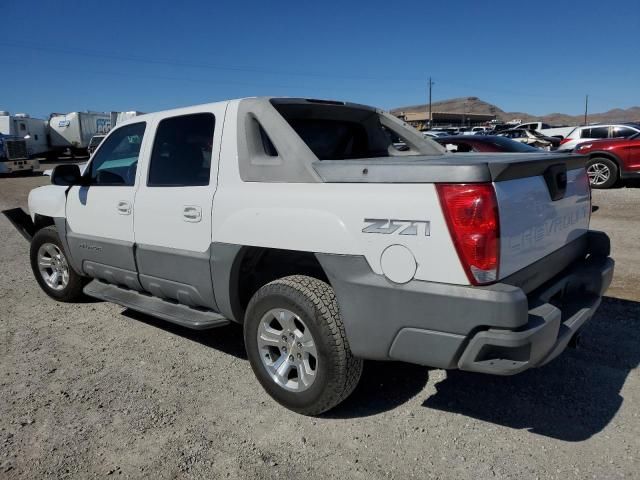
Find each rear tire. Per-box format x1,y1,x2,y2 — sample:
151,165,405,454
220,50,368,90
30,226,87,302
244,275,363,415
587,157,618,189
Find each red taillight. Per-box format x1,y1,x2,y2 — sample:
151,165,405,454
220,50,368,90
559,137,571,145
436,183,500,285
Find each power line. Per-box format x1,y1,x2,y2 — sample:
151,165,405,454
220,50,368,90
1,60,418,101
1,40,602,103
0,40,401,82
3,40,634,113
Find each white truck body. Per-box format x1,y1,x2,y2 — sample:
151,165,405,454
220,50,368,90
48,112,111,150
110,111,144,127
9,97,613,414
517,121,576,139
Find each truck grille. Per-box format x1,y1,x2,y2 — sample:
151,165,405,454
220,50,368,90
5,140,28,160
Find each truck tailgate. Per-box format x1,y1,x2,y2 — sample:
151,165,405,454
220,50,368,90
495,165,591,279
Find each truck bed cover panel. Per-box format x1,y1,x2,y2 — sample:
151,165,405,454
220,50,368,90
313,153,586,183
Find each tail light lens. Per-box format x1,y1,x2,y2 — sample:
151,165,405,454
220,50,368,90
436,184,500,285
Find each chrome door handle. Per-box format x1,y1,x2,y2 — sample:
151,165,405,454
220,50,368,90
117,201,131,215
183,205,202,222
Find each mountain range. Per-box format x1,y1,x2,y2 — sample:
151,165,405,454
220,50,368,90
390,97,640,125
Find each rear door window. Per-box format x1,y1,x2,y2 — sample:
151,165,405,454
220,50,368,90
581,127,609,139
147,113,215,187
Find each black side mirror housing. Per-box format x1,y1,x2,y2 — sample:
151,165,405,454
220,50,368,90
51,164,83,186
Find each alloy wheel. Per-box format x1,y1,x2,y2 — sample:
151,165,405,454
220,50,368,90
37,243,70,291
257,308,318,392
587,162,611,186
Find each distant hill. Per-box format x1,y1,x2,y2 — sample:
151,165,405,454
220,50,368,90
390,97,640,125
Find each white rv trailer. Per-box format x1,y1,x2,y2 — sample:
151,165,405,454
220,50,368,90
0,112,49,156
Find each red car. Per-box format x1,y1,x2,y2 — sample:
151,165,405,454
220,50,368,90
434,135,541,153
574,133,640,188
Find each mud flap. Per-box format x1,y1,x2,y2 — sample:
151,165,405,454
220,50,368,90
1,208,36,242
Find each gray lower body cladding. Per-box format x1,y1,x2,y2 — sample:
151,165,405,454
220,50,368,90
136,244,218,310
316,230,614,374
66,230,141,290
64,227,221,311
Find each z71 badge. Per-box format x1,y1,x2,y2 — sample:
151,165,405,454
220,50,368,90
362,218,430,236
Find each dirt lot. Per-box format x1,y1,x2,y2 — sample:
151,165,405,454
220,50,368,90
1,165,638,479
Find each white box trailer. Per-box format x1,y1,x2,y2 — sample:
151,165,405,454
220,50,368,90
0,112,49,157
110,110,144,127
48,111,111,154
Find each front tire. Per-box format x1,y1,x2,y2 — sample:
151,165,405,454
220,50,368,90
587,157,618,189
30,226,87,302
244,275,363,415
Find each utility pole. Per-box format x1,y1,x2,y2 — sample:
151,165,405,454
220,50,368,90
463,101,467,129
584,94,589,125
427,77,434,130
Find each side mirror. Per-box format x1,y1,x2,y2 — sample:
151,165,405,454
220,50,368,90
51,164,83,186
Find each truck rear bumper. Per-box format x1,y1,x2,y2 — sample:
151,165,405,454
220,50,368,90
456,254,613,374
316,231,614,375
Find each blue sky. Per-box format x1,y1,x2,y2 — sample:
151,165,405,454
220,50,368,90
1,0,638,119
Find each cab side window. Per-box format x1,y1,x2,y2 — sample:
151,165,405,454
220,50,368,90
87,122,146,186
147,113,215,187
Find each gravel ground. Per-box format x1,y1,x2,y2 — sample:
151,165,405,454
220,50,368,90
1,167,638,479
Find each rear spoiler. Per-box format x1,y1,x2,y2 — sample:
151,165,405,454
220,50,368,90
2,208,36,241
313,153,587,184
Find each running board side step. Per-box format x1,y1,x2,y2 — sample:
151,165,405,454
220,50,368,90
84,280,230,330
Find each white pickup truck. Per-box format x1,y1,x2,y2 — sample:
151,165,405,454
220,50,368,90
516,121,576,139
0,134,39,174
4,98,614,415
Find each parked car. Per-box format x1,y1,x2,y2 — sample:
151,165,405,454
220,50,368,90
558,123,640,151
87,135,106,155
435,135,541,153
486,124,514,135
573,133,640,188
422,130,449,138
499,129,560,149
4,97,613,415
458,126,490,135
